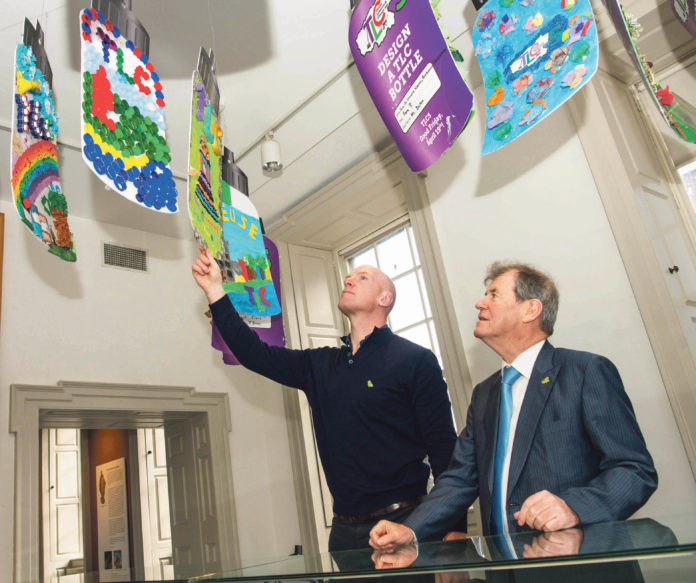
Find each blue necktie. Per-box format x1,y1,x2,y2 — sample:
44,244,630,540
491,365,522,535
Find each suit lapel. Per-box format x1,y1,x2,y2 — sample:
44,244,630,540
480,370,503,503
507,341,559,496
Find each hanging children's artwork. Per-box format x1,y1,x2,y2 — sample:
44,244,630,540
219,181,280,317
187,48,230,271
672,0,696,37
349,0,474,172
218,149,280,317
80,1,178,212
11,19,76,261
473,0,598,155
212,235,286,365
603,0,696,143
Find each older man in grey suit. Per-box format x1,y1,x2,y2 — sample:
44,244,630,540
370,262,657,547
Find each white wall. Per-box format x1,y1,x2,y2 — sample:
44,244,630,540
423,86,696,521
0,138,301,572
4,77,696,579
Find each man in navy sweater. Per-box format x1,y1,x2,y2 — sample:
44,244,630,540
192,246,460,551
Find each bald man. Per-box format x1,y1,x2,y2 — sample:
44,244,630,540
192,248,459,551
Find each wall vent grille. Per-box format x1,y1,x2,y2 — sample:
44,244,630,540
103,242,148,272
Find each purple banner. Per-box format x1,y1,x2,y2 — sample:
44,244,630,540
672,0,696,37
349,0,474,172
212,235,285,365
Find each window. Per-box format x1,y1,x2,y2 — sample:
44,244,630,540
344,222,442,364
678,159,696,213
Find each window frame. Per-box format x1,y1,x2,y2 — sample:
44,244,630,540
339,218,444,364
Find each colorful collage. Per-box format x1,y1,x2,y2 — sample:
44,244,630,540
187,57,281,319
212,235,285,365
219,182,280,317
79,8,178,212
11,29,76,261
473,0,598,155
187,70,226,262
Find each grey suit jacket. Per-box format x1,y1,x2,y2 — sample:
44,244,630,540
404,341,658,541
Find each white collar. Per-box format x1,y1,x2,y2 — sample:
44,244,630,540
503,339,546,380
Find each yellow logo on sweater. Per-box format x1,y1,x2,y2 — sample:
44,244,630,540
367,380,374,388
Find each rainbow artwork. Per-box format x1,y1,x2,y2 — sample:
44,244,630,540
79,7,178,212
11,36,76,261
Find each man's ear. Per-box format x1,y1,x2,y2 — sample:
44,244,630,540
521,298,543,323
379,291,394,309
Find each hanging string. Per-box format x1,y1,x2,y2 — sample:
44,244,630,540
207,0,217,56
41,0,47,32
160,0,166,31
207,0,222,117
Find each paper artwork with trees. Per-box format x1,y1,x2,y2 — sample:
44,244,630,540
219,183,281,317
187,49,280,318
11,22,76,261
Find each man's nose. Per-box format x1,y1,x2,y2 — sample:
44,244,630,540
475,297,486,309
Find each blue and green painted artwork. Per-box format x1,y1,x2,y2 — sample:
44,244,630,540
473,0,598,154
219,180,280,317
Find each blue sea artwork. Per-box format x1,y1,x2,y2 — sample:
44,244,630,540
473,0,598,154
219,180,281,317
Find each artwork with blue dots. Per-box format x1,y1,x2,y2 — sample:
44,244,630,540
80,7,179,212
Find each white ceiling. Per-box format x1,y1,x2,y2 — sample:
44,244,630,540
1,0,694,240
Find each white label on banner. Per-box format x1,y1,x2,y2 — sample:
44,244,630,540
395,63,440,133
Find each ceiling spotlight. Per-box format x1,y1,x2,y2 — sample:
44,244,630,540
261,131,283,174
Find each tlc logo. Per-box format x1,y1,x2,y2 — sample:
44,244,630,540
355,0,408,56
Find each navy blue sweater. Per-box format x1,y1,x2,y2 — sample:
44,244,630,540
210,295,458,516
